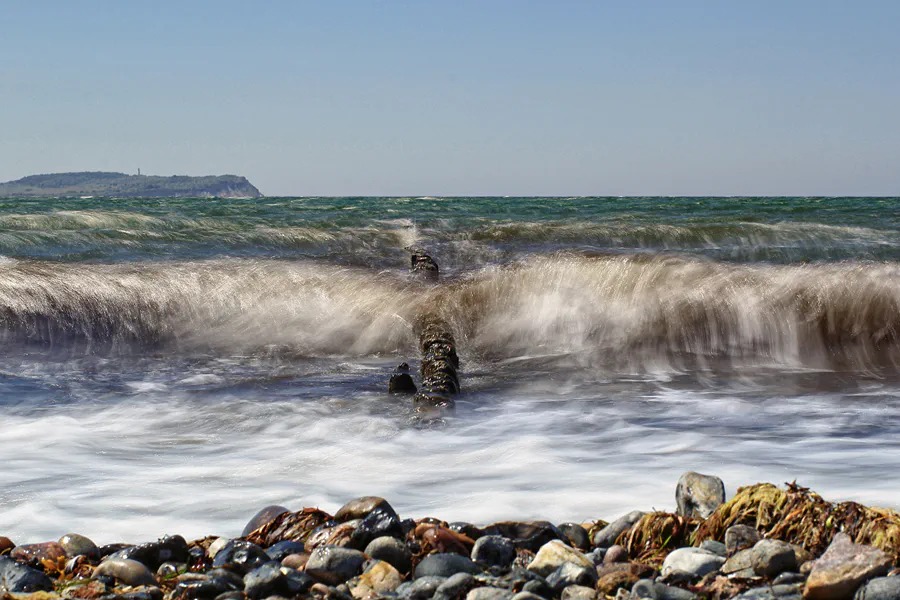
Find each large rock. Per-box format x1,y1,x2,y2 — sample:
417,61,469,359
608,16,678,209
0,555,54,593
661,547,725,581
804,534,893,600
94,558,158,587
592,511,646,548
527,540,593,577
676,472,726,518
305,545,367,585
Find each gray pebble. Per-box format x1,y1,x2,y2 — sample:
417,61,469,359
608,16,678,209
434,573,476,600
472,536,516,569
660,547,724,581
557,524,590,551
751,539,797,578
94,557,158,587
855,576,900,600
59,533,100,559
604,545,629,564
416,553,482,579
546,562,598,592
398,575,448,600
304,545,366,585
725,525,761,555
366,535,413,574
561,585,597,600
243,562,289,599
732,583,803,600
700,540,727,557
592,511,645,548
512,594,547,600
467,587,513,600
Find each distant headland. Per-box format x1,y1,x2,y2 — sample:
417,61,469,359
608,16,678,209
0,172,262,198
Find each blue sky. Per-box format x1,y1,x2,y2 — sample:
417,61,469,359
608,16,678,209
1,1,898,196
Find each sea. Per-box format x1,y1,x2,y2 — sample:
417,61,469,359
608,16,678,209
2,195,900,544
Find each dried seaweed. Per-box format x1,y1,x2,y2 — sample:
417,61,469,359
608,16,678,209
617,512,699,565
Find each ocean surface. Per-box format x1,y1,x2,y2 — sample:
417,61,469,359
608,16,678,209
2,196,900,544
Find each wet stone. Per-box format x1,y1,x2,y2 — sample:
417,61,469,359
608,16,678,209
773,572,806,586
207,568,245,589
526,540,593,578
732,583,803,600
283,567,315,595
557,523,590,551
212,540,271,575
208,538,231,560
592,511,646,548
675,472,726,519
434,573,477,600
545,562,598,592
751,539,797,578
94,557,158,587
632,579,697,600
243,562,290,599
512,593,547,600
726,525,762,555
59,533,100,559
305,545,367,585
472,536,516,570
241,505,290,537
281,552,309,570
109,535,190,571
335,497,394,522
349,506,404,550
398,576,448,600
365,536,412,574
214,592,245,600
348,559,403,598
451,523,486,541
467,587,513,600
175,577,240,599
157,561,185,577
520,578,554,599
416,553,482,579
0,537,13,554
804,533,893,600
661,547,725,581
854,576,900,600
121,585,165,600
0,555,55,593
10,541,67,568
265,540,305,562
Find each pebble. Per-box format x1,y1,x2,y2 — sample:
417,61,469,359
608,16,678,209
59,533,100,559
365,535,412,574
751,539,797,578
415,552,482,579
174,577,238,599
585,548,607,565
592,511,646,548
349,505,404,550
208,537,230,559
632,579,698,600
208,568,245,589
109,535,190,571
433,573,477,600
722,548,755,575
265,540,306,562
212,539,272,575
661,547,725,581
305,545,367,585
561,585,597,600
773,572,807,586
804,533,893,600
526,540,593,577
0,555,55,593
545,561,598,592
520,575,555,598
397,575,448,599
676,472,726,518
243,562,290,599
557,523,590,551
281,552,309,570
335,496,394,521
241,505,289,537
451,522,486,541
283,567,315,596
467,586,513,600
604,545,629,564
732,583,803,600
854,576,900,600
471,535,516,569
726,525,762,555
348,559,403,598
512,593,547,600
597,570,640,596
10,541,67,568
700,540,727,557
94,557,158,587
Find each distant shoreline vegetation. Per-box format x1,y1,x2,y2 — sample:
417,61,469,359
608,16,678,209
0,172,262,198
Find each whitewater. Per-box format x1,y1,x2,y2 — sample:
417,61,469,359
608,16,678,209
1,196,899,544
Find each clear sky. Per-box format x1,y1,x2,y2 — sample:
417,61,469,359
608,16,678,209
2,1,898,196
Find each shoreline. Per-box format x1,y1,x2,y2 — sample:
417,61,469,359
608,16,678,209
3,476,899,600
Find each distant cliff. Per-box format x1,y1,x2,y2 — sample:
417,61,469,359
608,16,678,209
0,172,262,198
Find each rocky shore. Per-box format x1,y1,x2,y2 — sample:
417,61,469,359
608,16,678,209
3,474,900,600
